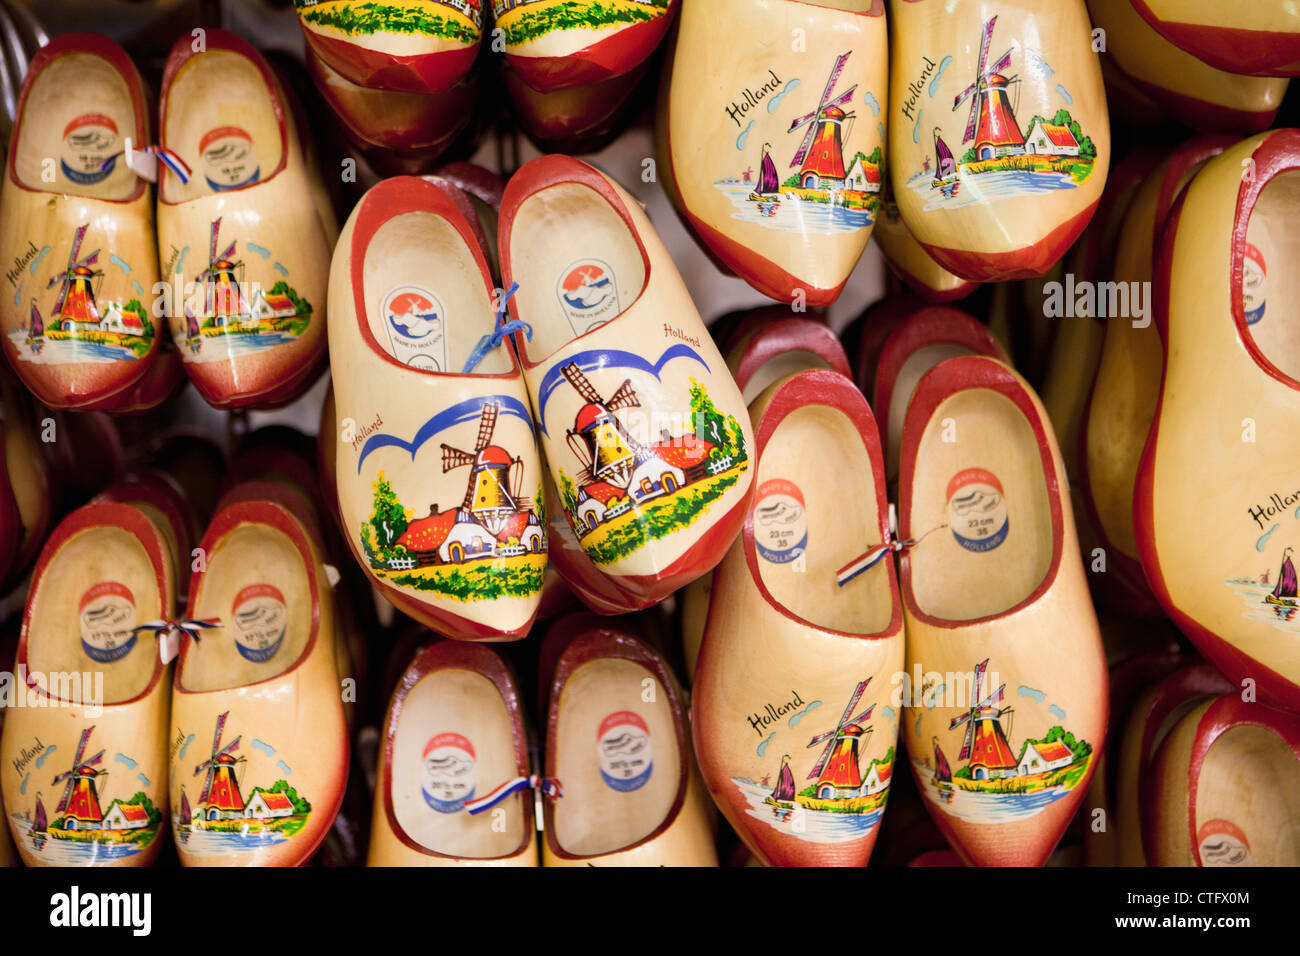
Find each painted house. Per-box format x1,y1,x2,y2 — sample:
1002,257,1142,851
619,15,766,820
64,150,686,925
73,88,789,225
102,802,150,831
1017,740,1074,776
250,290,297,323
862,761,892,796
1023,119,1080,157
845,157,882,193
246,790,295,819
495,511,545,553
100,301,146,336
628,456,687,503
576,482,626,532
395,505,542,565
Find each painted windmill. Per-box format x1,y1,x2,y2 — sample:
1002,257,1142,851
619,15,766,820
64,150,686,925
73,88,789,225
194,711,246,820
806,678,875,799
949,658,1018,779
562,363,645,489
787,51,857,189
952,15,1025,160
47,223,103,328
196,218,249,323
440,402,527,534
51,725,107,826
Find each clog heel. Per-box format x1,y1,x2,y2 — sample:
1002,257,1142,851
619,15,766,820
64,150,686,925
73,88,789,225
0,503,173,866
0,34,159,409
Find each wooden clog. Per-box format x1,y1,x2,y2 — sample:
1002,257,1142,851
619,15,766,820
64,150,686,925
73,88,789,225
874,188,979,303
298,0,484,93
661,0,887,305
693,369,904,866
842,294,926,396
495,0,677,94
503,59,650,155
500,155,755,606
540,619,717,866
898,356,1107,866
329,175,546,642
0,503,173,866
145,431,226,530
93,471,196,595
368,639,539,865
888,0,1110,281
157,30,333,410
0,33,160,409
101,339,187,414
0,403,22,586
1147,694,1300,866
873,306,1008,482
170,499,347,867
1130,0,1300,77
1088,0,1288,133
1135,130,1300,711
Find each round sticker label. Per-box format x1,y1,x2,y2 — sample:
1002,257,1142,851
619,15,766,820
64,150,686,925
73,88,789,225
199,126,260,191
79,582,137,663
381,285,448,371
753,478,808,564
61,113,119,186
596,711,653,792
947,468,1009,553
556,258,621,335
231,584,287,663
1197,818,1250,866
421,733,477,813
1243,242,1266,326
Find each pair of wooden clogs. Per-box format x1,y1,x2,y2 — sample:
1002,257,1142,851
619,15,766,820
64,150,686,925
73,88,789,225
0,490,348,867
369,615,716,866
0,31,335,412
327,157,754,641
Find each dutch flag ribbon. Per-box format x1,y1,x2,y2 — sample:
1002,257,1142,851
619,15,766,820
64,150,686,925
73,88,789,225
132,618,223,665
99,145,192,184
465,774,563,815
835,523,951,588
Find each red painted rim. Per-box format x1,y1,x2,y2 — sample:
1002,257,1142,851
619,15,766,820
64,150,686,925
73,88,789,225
94,471,194,582
301,22,480,94
1128,0,1300,77
920,200,1101,282
732,317,850,394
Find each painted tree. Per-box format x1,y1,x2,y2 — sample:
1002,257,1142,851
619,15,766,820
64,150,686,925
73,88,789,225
725,415,747,461
369,472,408,555
689,379,728,453
557,469,580,518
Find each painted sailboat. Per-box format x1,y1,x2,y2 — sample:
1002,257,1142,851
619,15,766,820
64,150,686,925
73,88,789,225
754,142,782,216
31,794,47,851
932,129,960,198
932,736,954,803
765,753,797,819
178,789,192,843
183,304,202,353
1265,547,1297,609
26,300,44,350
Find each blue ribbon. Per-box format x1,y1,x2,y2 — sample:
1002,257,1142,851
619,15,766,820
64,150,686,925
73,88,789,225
462,282,531,374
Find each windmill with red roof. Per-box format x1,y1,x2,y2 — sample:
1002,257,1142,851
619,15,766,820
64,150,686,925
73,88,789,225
950,658,1018,780
806,679,875,800
47,223,104,329
952,16,1025,161
51,726,107,828
788,52,858,190
197,218,250,323
194,711,246,821
561,363,646,490
440,402,527,535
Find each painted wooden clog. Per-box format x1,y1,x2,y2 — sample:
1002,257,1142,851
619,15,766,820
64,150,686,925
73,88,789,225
661,0,887,305
1130,0,1300,77
874,188,979,303
145,431,226,529
1082,137,1233,614
0,33,160,409
170,499,347,867
540,618,717,866
898,356,1107,866
1111,661,1231,865
1089,0,1288,133
693,369,904,866
298,0,484,93
329,175,546,642
495,0,677,93
1135,130,1300,711
503,58,649,154
500,155,755,606
101,339,187,414
889,0,1110,281
0,503,173,867
1147,694,1300,866
873,306,1008,482
157,30,333,410
368,639,539,865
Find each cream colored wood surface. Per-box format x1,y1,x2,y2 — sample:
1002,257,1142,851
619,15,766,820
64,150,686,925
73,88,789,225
886,343,975,481
873,203,973,298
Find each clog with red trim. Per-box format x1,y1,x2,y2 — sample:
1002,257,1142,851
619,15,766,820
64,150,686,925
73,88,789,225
874,190,979,304
0,503,174,867
898,356,1106,867
157,30,333,410
1130,0,1300,77
841,294,926,397
660,0,887,306
368,639,539,865
540,618,716,866
0,33,160,409
298,0,484,93
169,499,347,867
888,0,1109,282
330,175,546,642
1135,130,1300,712
693,369,904,866
1147,695,1300,866
500,155,754,606
503,58,649,154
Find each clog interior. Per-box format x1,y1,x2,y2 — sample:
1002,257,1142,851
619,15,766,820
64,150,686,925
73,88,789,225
757,404,894,634
739,350,833,405
13,52,139,200
162,50,284,203
907,388,1054,621
26,526,161,704
552,658,679,856
181,522,312,692
389,668,527,859
885,344,979,480
118,498,181,587
1243,172,1300,382
507,182,646,360
362,210,510,374
1195,725,1300,865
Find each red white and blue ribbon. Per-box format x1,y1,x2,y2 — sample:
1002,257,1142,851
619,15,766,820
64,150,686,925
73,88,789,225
835,523,950,588
462,282,532,374
100,145,192,184
465,774,562,815
132,618,222,664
